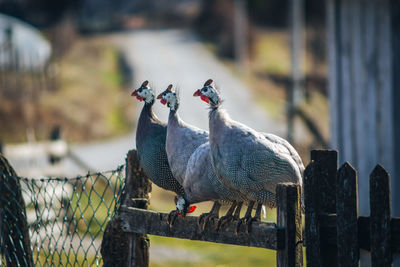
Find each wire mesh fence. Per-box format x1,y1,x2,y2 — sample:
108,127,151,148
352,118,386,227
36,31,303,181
0,164,125,266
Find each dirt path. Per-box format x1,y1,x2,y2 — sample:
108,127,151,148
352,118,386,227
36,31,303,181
72,29,284,171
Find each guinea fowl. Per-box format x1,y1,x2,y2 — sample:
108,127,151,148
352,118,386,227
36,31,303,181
193,79,304,232
157,84,209,224
176,141,248,231
132,80,184,197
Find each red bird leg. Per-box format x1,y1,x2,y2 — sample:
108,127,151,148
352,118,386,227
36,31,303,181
246,202,263,234
235,201,255,235
216,201,237,231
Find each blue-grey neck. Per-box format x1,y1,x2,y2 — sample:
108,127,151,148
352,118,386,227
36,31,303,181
137,100,165,142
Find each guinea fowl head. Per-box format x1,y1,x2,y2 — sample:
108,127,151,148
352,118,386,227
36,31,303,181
193,79,220,106
156,84,179,111
175,194,197,217
131,80,154,104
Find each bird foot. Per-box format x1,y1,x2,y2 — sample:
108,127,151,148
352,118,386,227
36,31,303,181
235,214,252,235
216,215,236,232
167,210,180,228
198,213,219,232
245,216,260,234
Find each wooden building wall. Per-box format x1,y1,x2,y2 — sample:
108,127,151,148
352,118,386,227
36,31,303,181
327,0,399,216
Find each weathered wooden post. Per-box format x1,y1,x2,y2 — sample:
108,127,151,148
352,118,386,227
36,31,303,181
304,150,337,267
101,150,151,267
276,182,303,267
336,162,359,266
0,154,34,267
370,165,392,266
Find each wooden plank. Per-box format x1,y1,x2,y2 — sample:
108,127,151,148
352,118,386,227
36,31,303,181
125,150,150,267
0,154,34,267
101,150,151,267
339,0,356,168
310,150,337,266
120,206,284,250
326,0,339,150
392,0,400,217
276,183,302,267
304,161,322,267
311,150,338,212
370,164,392,266
376,0,394,194
336,162,359,266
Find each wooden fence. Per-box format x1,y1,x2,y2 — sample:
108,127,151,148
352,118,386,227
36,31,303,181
1,149,399,266
102,149,400,266
304,150,400,266
100,150,303,267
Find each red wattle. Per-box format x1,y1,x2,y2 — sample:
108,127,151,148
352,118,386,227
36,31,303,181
187,205,197,213
201,95,210,103
160,99,167,105
136,96,144,101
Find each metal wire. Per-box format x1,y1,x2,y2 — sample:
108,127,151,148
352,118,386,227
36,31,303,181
0,165,126,266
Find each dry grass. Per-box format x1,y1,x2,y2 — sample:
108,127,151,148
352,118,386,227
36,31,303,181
0,36,134,143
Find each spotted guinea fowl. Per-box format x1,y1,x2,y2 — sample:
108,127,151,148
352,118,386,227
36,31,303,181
157,84,209,223
132,80,184,196
176,141,248,231
193,79,304,232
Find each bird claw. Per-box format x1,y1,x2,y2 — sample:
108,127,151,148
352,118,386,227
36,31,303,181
199,213,219,232
235,214,252,235
245,217,259,234
216,215,234,232
167,210,179,228
198,212,208,227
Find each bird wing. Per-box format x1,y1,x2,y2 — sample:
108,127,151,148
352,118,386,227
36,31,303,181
261,132,305,175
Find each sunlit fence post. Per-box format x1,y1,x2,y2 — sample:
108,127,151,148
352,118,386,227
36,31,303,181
101,150,151,267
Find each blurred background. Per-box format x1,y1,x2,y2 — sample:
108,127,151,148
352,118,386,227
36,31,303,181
0,0,398,266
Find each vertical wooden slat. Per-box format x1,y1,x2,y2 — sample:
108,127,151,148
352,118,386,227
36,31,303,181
336,162,359,267
310,150,338,267
277,183,302,267
339,0,356,168
370,164,392,266
311,150,337,212
352,0,369,216
326,0,339,150
376,0,394,188
392,0,400,217
101,150,151,267
304,161,322,267
125,150,151,267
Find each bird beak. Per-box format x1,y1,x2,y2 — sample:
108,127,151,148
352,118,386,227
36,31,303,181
193,89,202,97
157,93,167,105
131,90,138,96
